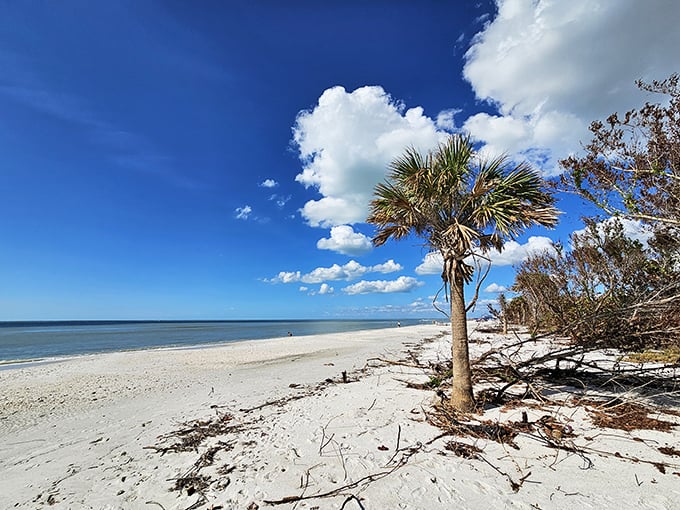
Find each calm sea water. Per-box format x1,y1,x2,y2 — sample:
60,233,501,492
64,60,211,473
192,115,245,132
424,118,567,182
0,319,427,365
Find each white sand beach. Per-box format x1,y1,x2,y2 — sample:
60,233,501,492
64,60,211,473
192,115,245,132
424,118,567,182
1,323,679,509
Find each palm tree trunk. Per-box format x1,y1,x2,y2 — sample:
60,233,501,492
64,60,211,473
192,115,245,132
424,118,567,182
449,259,475,411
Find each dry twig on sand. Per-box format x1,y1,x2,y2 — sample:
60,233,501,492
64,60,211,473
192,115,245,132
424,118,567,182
263,444,423,506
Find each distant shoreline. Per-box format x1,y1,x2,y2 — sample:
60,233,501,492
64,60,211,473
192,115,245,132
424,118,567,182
0,319,434,367
0,318,436,327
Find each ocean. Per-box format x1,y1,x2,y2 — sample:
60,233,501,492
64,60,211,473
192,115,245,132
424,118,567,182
0,319,429,366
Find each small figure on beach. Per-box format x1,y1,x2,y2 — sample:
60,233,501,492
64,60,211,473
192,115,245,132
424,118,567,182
397,321,401,327
287,331,293,336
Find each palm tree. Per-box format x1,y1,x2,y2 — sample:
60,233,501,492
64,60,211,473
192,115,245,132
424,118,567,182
367,135,559,411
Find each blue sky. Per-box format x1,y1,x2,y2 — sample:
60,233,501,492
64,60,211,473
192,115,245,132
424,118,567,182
1,1,678,321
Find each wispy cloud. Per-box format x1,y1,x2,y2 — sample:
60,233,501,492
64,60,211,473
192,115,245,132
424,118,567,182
235,205,253,220
338,298,448,317
0,52,198,188
0,85,99,126
269,194,291,208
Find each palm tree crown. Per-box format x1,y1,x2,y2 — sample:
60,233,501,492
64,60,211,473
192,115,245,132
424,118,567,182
368,135,559,281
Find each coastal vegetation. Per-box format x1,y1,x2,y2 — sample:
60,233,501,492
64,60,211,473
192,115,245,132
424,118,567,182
367,134,558,411
510,75,680,352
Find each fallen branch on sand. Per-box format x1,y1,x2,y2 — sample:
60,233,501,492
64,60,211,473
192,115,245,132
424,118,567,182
263,444,423,506
144,413,244,454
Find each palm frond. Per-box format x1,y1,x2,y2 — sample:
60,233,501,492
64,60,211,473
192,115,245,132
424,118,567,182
368,180,428,246
366,134,560,268
468,160,560,237
478,232,504,253
388,146,426,180
432,135,473,194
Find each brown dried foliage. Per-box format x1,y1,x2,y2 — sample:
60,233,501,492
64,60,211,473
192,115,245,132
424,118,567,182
584,400,676,432
444,440,483,459
510,75,680,351
658,446,680,457
152,413,243,454
560,74,680,229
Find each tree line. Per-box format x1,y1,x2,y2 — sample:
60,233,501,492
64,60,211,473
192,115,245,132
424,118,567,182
510,74,679,351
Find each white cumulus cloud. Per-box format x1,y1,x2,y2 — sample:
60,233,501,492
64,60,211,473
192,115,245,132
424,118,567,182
462,0,680,174
303,264,354,283
612,219,654,247
316,225,373,256
292,85,448,227
318,283,334,295
488,236,556,266
415,236,556,274
435,108,461,131
343,276,424,295
415,252,444,276
371,259,403,273
271,271,301,284
259,178,278,188
267,259,402,284
484,283,508,293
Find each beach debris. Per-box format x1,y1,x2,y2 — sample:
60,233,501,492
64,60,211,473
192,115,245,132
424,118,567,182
173,474,210,495
340,494,366,510
144,501,167,510
142,360,381,508
378,325,680,493
444,440,483,459
141,325,679,509
659,445,680,457
583,399,676,432
239,394,307,414
143,411,250,508
145,413,242,454
263,444,422,506
536,414,575,441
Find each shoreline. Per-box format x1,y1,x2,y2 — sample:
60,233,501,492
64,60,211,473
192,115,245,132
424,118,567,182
0,325,436,435
0,318,432,366
1,323,678,509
